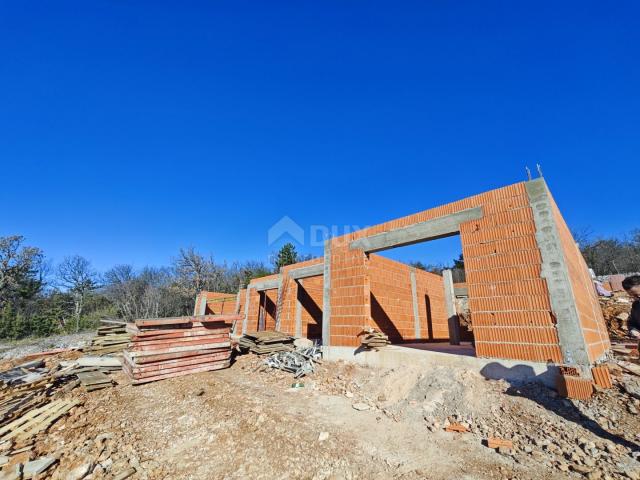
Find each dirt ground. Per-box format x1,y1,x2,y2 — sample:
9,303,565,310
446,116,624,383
1,350,636,480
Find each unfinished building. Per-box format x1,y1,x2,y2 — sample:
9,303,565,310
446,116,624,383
197,178,610,376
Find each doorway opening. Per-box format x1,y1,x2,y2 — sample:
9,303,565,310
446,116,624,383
258,290,277,331
368,234,475,357
295,276,323,340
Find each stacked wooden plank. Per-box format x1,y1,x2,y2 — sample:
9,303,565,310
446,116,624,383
238,331,294,354
123,315,240,384
55,356,122,392
84,321,131,356
0,399,80,444
0,360,82,450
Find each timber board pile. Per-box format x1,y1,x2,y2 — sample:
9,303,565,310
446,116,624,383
238,331,295,354
84,321,131,356
123,315,241,384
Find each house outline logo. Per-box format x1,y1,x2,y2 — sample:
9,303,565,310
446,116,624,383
268,216,305,246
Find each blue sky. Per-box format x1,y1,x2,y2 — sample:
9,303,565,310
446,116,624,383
1,1,638,272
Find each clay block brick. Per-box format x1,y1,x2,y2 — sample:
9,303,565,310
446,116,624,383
445,423,469,433
558,365,580,376
487,437,513,449
591,366,613,389
556,375,593,400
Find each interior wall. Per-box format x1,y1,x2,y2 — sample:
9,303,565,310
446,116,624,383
367,254,447,342
202,292,238,315
298,276,323,339
277,258,324,337
414,268,449,340
261,289,278,331
244,273,280,332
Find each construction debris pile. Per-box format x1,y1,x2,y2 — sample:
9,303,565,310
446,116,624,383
263,345,322,377
123,315,238,384
357,327,390,350
83,321,130,356
599,292,635,339
0,359,81,462
239,331,294,354
58,356,122,392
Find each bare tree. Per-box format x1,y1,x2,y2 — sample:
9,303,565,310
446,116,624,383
172,247,225,296
103,265,187,320
57,255,98,331
579,229,640,275
103,264,138,320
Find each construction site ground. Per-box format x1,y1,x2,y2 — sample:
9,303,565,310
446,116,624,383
1,346,638,480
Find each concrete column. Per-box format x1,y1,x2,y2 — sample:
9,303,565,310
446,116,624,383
525,178,591,374
275,280,284,331
242,286,252,335
443,269,460,345
197,295,207,316
321,239,332,347
295,280,303,337
410,268,421,339
258,292,266,331
234,289,242,314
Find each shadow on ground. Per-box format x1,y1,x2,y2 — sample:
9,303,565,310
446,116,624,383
480,362,639,452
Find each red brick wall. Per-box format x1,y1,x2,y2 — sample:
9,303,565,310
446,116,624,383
276,258,324,336
237,289,246,316
244,273,280,332
245,288,262,332
194,291,238,315
327,242,370,347
233,289,246,335
548,194,610,362
368,254,415,341
263,289,278,331
414,268,448,340
234,180,606,366
367,255,447,342
276,277,296,335
299,275,323,339
328,181,565,362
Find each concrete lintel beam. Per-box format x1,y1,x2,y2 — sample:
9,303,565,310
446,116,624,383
454,287,468,297
349,207,483,253
288,263,324,280
252,278,282,292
